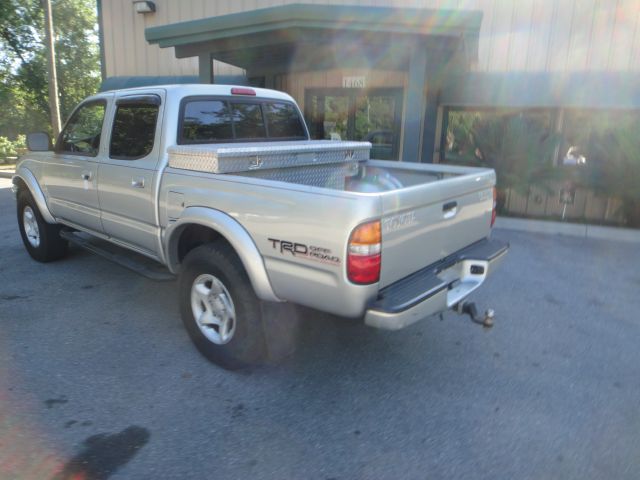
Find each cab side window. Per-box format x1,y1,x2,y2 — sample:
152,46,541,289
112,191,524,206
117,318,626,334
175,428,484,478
57,101,106,156
110,99,160,160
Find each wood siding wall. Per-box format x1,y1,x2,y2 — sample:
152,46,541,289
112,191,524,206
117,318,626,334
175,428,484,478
102,0,640,78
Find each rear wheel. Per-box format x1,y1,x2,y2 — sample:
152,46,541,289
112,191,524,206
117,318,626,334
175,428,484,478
17,190,68,262
178,242,269,369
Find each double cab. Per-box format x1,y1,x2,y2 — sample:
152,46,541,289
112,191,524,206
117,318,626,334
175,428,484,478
13,84,508,368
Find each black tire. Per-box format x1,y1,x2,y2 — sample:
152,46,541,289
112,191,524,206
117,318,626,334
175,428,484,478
17,189,68,263
178,242,269,369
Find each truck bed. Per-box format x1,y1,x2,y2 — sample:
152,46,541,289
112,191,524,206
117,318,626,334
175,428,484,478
237,160,460,192
165,140,495,291
236,159,495,288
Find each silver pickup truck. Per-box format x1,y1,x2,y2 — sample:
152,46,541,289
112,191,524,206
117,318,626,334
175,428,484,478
13,84,508,368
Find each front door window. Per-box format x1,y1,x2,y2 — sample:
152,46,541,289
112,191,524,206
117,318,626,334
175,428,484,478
57,101,106,156
305,88,403,160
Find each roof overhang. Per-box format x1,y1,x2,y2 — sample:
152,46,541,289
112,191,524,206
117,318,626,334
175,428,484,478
145,4,482,72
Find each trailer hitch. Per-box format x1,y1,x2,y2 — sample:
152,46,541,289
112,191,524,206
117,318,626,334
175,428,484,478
455,301,494,328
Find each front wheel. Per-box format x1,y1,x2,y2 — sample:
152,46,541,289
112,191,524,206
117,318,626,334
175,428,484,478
178,242,269,369
17,190,68,263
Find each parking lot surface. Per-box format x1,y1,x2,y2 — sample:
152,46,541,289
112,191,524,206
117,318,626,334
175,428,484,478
1,177,639,479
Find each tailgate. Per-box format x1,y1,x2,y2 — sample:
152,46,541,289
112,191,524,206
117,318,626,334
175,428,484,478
378,169,495,288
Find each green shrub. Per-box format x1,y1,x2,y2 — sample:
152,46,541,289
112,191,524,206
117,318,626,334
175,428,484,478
0,135,26,163
0,136,17,160
581,119,640,227
446,111,563,196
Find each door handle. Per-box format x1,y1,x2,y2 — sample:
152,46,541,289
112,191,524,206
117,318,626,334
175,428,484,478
443,201,458,219
131,178,145,188
81,172,92,181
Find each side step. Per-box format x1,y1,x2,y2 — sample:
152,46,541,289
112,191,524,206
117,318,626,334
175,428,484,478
60,230,176,282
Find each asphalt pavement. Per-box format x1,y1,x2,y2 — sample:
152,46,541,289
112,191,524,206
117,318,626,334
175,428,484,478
1,177,639,480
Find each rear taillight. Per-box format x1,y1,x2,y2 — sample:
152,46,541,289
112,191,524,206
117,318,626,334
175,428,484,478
347,220,381,284
491,187,497,227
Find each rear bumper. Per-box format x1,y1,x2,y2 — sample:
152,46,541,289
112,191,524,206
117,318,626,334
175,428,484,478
364,238,509,330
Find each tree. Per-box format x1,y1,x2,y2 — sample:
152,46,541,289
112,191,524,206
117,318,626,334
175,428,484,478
0,0,100,140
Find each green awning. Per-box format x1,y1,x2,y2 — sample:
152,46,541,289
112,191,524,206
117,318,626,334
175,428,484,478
145,3,482,71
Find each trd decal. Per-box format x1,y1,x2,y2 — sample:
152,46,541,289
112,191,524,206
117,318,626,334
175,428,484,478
268,238,340,265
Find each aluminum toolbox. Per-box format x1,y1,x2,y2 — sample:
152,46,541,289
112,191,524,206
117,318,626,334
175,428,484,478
167,140,371,174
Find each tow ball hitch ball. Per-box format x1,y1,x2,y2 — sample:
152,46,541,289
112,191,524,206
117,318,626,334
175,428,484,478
457,301,495,328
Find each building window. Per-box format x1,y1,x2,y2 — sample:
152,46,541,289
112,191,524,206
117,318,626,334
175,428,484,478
444,109,555,169
305,88,403,160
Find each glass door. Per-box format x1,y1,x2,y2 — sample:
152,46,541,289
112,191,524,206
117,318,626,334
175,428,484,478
305,88,403,160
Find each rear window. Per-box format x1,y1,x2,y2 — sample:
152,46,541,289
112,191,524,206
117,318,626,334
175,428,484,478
182,100,232,142
230,102,266,139
179,97,307,144
263,102,306,138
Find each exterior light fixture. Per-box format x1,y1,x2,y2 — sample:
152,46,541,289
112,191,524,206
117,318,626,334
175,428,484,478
133,1,156,14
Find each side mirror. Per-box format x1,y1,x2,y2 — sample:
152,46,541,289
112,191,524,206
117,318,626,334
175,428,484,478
27,132,52,152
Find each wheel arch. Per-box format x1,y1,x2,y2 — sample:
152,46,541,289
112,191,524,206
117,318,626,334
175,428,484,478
12,167,56,224
165,207,281,303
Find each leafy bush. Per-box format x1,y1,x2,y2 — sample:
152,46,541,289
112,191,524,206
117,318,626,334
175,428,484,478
580,118,640,227
0,135,26,162
446,108,640,227
474,114,561,194
446,111,562,197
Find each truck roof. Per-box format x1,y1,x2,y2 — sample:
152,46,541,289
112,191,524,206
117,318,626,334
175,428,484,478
92,84,296,103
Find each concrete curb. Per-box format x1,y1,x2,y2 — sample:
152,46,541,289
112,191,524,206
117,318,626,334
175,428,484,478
0,170,15,179
496,216,640,243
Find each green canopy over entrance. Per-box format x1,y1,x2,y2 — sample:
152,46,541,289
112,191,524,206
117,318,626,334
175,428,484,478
145,3,483,162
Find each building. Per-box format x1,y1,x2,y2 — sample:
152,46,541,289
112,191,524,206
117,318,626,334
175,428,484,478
98,0,640,167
